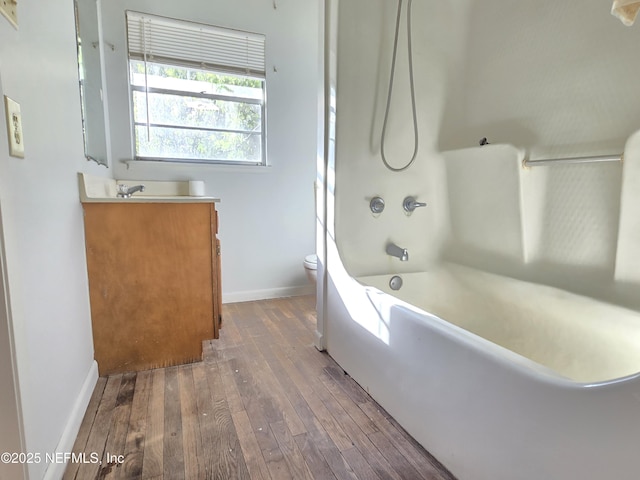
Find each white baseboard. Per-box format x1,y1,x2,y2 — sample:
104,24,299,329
43,360,98,480
223,285,315,304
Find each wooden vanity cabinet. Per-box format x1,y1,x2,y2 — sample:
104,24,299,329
82,201,221,376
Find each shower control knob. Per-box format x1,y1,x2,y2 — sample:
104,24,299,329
403,196,427,213
370,197,385,214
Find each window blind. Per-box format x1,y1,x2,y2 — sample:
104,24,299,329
126,11,266,78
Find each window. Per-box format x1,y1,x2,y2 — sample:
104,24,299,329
126,12,266,165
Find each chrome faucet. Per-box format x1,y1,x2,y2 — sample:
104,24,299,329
117,184,146,198
403,196,427,213
386,243,409,261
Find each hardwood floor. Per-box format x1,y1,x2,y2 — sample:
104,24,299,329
64,295,455,480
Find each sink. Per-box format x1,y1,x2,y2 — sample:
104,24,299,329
78,173,220,203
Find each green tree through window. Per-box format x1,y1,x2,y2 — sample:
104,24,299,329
130,60,265,164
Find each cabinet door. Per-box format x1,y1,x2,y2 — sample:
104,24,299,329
84,202,216,375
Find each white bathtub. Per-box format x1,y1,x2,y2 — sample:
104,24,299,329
325,259,640,480
363,262,640,383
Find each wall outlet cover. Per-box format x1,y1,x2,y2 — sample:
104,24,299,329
4,96,24,158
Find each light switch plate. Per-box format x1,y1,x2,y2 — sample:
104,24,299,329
5,96,24,158
0,0,17,28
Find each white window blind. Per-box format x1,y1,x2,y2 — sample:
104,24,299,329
126,11,266,78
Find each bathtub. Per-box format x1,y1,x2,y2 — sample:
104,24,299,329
324,258,640,480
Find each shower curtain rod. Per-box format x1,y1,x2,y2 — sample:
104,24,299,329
522,153,623,167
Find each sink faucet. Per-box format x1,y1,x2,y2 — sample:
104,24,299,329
386,242,409,261
117,184,146,198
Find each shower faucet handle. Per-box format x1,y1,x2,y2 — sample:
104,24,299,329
370,196,385,214
403,196,427,213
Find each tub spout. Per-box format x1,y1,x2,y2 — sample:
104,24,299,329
386,243,409,261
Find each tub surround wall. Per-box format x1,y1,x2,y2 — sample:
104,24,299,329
439,0,640,158
442,142,626,305
334,0,640,288
333,0,468,277
615,131,640,284
443,144,525,271
520,156,622,293
332,0,640,301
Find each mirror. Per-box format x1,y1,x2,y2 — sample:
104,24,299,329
74,0,109,167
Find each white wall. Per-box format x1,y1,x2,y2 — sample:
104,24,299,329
99,0,319,302
0,1,103,479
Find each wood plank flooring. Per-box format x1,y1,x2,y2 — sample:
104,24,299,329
64,295,455,480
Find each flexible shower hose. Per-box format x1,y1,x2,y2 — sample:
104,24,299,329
380,0,419,172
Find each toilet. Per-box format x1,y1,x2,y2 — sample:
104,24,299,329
303,254,318,284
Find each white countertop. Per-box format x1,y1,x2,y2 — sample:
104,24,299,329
78,173,220,204
80,195,220,203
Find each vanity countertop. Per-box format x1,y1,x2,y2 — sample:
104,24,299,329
80,195,220,204
78,172,220,203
